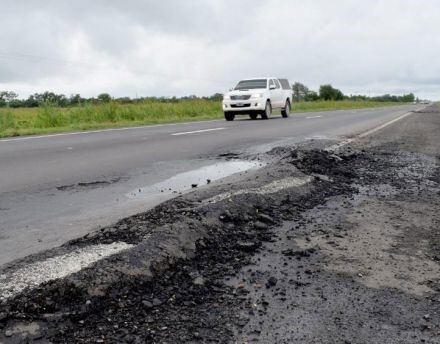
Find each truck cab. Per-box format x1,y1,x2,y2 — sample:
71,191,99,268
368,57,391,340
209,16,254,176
222,78,292,121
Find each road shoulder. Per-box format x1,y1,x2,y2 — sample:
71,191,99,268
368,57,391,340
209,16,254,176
1,106,439,343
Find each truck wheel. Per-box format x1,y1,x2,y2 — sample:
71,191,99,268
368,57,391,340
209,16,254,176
249,113,258,120
281,100,290,118
224,112,235,121
261,101,271,120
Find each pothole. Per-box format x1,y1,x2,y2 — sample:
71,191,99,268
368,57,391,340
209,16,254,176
57,177,121,191
127,160,264,199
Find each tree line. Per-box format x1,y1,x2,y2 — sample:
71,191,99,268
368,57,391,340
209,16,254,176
291,82,415,103
0,91,224,108
0,84,415,108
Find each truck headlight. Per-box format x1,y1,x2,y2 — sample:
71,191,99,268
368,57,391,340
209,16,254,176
251,93,262,99
223,95,231,101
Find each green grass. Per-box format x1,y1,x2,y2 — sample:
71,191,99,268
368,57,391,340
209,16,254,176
291,100,405,112
0,99,406,138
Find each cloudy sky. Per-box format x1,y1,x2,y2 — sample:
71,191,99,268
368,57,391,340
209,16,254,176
0,0,439,99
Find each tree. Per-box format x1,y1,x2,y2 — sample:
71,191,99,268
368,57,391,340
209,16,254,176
208,93,223,101
304,91,319,101
32,91,68,106
334,89,344,101
69,94,85,106
292,82,309,102
348,94,367,101
319,84,344,101
0,91,18,102
401,93,415,103
97,93,112,103
9,99,25,108
24,95,39,107
0,91,18,107
371,93,415,103
115,97,133,104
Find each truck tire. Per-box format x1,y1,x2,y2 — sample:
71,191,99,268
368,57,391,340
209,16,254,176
261,101,271,120
224,112,235,121
281,100,290,118
249,113,258,120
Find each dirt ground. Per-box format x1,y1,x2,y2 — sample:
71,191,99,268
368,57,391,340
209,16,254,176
1,105,439,343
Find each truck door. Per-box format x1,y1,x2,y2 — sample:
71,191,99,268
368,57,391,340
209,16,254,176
271,79,283,107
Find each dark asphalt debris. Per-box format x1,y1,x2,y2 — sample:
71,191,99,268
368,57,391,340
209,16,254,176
1,105,440,343
0,148,357,343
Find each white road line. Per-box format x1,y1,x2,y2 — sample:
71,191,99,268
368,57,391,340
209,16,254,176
0,242,133,301
357,111,414,138
171,127,226,136
203,176,312,204
306,115,322,119
0,119,224,143
326,110,419,151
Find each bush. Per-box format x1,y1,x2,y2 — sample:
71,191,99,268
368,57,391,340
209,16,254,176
319,84,344,101
97,93,112,103
304,91,320,102
0,111,14,131
101,101,120,122
35,105,67,128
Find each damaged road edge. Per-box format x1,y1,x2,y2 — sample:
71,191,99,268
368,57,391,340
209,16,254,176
0,173,314,303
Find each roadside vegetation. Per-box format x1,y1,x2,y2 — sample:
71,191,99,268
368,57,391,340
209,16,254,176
0,85,415,138
0,99,221,137
291,100,404,112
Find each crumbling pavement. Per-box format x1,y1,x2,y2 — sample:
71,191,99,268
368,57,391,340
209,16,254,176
1,105,440,343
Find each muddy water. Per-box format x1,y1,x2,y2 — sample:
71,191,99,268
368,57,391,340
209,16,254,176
127,160,264,199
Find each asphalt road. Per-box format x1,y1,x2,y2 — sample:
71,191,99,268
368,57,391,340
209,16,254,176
0,105,420,267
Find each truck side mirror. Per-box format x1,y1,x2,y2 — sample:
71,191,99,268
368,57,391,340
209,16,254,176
269,85,276,90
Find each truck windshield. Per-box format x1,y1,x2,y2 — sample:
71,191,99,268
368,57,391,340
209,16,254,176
234,79,267,90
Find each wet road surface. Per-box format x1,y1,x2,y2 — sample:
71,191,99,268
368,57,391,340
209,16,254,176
1,105,439,343
0,105,419,266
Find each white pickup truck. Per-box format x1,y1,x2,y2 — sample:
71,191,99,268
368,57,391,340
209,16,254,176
222,78,292,121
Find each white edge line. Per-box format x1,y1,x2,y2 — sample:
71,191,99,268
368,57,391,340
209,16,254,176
0,242,134,301
0,119,224,143
326,109,422,151
357,111,413,138
0,105,418,143
306,115,323,119
171,127,226,136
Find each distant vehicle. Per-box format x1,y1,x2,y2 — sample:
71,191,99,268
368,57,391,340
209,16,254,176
222,78,292,121
413,100,430,105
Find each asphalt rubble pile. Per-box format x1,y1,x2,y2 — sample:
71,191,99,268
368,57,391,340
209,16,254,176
0,141,430,343
0,146,366,343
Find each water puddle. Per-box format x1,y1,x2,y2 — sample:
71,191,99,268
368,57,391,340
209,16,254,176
127,160,264,199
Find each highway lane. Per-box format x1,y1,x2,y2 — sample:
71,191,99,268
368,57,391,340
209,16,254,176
0,105,420,266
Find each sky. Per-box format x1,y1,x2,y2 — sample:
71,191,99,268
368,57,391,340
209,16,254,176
0,0,439,100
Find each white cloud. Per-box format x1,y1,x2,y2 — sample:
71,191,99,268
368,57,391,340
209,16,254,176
0,0,439,99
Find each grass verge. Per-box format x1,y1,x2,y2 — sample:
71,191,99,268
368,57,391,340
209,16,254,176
291,100,405,112
0,100,406,138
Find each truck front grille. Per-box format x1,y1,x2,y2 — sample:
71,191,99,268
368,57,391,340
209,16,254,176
230,103,251,108
230,95,251,100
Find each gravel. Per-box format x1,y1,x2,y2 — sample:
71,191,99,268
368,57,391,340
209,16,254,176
1,104,439,343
